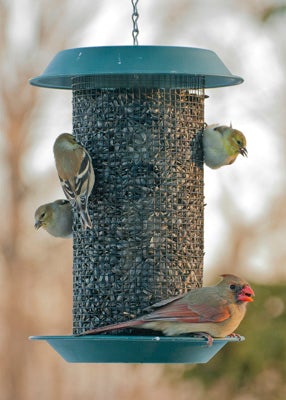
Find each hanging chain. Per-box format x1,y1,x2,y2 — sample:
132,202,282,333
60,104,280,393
131,0,139,45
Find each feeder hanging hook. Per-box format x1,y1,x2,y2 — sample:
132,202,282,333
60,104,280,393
131,0,139,45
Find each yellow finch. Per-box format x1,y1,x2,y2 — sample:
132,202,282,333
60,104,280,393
53,133,95,230
203,123,247,169
34,199,73,238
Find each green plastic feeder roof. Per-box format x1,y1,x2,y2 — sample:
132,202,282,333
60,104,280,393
29,46,243,89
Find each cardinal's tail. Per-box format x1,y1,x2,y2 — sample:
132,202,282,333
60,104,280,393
78,319,143,336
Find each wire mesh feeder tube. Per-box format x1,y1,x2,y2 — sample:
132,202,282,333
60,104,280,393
72,76,205,335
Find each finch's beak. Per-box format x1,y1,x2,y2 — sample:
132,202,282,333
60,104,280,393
240,147,248,157
34,220,42,230
238,285,255,302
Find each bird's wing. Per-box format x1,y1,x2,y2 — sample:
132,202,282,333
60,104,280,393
74,150,93,199
144,293,186,310
142,299,231,324
59,177,76,204
59,150,93,203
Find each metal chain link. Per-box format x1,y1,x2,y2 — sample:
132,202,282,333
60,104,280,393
131,0,139,45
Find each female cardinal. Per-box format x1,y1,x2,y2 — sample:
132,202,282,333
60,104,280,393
79,274,254,345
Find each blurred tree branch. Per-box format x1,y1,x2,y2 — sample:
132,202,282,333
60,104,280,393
0,1,99,399
260,4,286,22
0,0,101,268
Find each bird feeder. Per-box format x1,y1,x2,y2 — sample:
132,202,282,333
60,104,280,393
29,45,243,363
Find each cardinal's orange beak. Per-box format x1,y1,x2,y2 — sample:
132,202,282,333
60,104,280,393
238,285,255,302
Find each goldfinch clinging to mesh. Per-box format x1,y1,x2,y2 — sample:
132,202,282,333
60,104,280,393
53,133,95,230
34,199,73,238
203,123,247,169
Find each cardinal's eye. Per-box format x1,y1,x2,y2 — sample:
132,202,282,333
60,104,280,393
230,284,236,290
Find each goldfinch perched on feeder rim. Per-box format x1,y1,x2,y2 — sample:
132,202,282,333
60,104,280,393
53,133,95,230
79,274,254,346
34,199,73,238
203,123,247,169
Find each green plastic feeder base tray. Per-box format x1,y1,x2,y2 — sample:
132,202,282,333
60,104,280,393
29,335,244,364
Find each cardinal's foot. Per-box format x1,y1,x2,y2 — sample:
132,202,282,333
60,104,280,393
189,332,214,346
227,333,243,341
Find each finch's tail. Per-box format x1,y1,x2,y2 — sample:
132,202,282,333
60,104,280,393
79,208,92,230
75,199,92,230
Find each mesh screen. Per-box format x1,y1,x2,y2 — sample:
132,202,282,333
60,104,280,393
72,76,205,334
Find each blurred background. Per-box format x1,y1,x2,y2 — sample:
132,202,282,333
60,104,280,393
1,0,286,399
